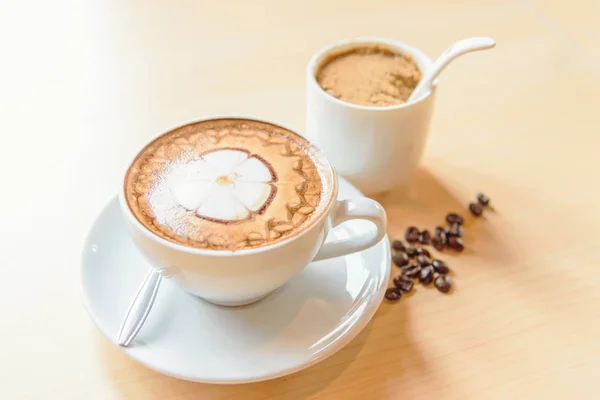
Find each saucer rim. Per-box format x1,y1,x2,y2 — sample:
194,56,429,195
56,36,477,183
80,179,391,384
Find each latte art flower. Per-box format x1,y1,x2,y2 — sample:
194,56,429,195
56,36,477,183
167,149,277,223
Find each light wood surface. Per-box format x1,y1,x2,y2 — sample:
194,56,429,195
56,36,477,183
2,0,599,398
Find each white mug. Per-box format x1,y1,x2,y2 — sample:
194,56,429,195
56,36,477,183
306,37,436,195
119,116,387,306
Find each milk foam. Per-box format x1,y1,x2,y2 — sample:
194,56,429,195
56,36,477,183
150,149,276,223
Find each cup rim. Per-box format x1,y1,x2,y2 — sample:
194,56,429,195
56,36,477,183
307,37,435,111
119,115,339,257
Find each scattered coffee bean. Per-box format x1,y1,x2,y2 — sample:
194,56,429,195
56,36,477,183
415,247,430,257
447,223,463,238
393,275,414,292
419,230,432,245
392,252,410,267
402,264,421,279
406,246,418,258
438,230,448,243
433,227,448,250
432,235,445,251
392,274,404,286
434,274,452,293
446,212,464,225
405,226,420,243
391,240,406,252
447,236,464,252
417,254,432,266
400,261,417,271
385,288,402,301
469,202,483,217
477,193,490,206
435,226,446,237
432,259,450,274
400,279,414,293
419,266,434,285
388,197,486,301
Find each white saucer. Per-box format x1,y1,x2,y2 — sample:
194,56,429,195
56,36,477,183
81,178,390,384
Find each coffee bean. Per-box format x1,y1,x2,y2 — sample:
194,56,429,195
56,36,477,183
446,213,464,225
405,226,420,243
415,247,430,257
400,279,414,293
400,261,418,271
447,223,463,238
447,236,464,252
402,264,421,279
477,193,490,206
433,227,448,250
391,240,405,252
419,266,434,285
385,288,402,301
432,235,445,251
434,274,452,293
392,252,410,267
432,259,450,274
419,230,431,245
438,230,448,243
393,275,414,292
416,254,432,266
469,202,483,217
435,226,446,237
406,246,418,258
392,274,404,286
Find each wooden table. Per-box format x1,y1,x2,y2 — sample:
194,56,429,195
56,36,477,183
2,0,599,398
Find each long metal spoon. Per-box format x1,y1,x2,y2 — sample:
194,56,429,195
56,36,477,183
408,36,496,102
117,269,162,347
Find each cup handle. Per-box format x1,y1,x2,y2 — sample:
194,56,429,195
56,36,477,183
312,198,387,262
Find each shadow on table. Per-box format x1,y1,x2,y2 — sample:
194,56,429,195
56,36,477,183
373,167,517,264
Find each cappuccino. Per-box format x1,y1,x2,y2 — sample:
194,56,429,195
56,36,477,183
124,118,335,251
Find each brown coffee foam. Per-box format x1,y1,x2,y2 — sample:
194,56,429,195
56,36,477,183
316,44,422,106
124,119,335,251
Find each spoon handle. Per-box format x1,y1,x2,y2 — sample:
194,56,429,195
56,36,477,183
408,36,496,102
117,269,162,347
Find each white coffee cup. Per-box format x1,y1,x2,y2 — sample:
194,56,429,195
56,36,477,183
119,116,387,306
306,37,436,195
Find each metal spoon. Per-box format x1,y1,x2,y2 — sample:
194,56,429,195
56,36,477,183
408,36,496,102
117,269,162,347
